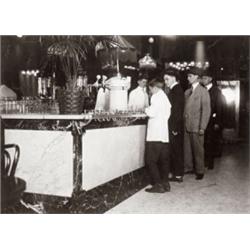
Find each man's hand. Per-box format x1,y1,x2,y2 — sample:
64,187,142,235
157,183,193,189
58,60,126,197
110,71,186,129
199,129,205,135
214,124,220,130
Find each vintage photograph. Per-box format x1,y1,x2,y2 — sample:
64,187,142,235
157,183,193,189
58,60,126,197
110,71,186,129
0,35,249,214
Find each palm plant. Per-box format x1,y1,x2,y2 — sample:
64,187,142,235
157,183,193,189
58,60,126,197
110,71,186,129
38,35,123,113
47,39,86,89
41,35,121,90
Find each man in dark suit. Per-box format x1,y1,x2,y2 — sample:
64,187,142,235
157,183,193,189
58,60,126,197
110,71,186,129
184,67,211,180
164,68,185,182
201,69,225,169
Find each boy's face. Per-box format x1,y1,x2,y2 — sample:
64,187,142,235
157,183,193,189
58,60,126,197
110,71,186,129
201,76,212,86
149,86,157,95
164,74,175,88
187,73,199,84
138,79,148,88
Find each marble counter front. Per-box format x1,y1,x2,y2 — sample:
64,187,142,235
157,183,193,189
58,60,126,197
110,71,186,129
5,130,74,197
1,115,147,199
82,125,146,190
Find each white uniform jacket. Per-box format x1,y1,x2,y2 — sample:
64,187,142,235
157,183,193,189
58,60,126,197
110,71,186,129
128,86,149,110
145,89,171,143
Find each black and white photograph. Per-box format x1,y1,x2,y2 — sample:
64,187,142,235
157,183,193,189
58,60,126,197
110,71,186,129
1,34,249,214
0,1,249,249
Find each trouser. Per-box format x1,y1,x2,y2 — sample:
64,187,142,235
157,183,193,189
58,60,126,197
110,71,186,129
169,132,184,176
204,129,215,168
145,142,170,185
184,130,205,174
205,128,223,167
214,129,223,157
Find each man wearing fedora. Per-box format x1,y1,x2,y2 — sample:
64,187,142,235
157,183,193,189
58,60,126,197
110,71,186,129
164,68,185,182
184,67,211,180
201,69,225,169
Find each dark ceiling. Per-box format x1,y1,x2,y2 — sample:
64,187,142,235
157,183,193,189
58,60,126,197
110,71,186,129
1,35,249,86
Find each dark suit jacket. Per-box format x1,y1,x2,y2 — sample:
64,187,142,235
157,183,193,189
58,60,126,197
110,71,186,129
168,84,184,133
184,83,211,132
207,84,225,131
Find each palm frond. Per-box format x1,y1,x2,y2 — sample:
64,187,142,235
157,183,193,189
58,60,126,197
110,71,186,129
40,35,130,89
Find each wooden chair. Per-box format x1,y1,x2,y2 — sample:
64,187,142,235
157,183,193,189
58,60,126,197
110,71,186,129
1,144,26,210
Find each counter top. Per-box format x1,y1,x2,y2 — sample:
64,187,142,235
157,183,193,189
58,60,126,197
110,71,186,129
0,113,147,120
0,114,92,120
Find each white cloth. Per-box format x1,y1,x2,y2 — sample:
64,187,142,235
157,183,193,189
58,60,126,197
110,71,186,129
170,82,178,90
95,87,110,110
192,81,200,91
145,89,171,143
128,86,149,111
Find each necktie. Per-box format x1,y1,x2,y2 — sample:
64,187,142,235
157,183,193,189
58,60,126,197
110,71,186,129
189,86,193,97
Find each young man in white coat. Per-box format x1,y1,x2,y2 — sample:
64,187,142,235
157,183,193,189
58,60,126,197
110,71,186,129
144,78,172,193
128,73,149,111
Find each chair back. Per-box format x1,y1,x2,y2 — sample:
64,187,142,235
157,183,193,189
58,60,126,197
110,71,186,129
1,144,26,211
2,144,20,177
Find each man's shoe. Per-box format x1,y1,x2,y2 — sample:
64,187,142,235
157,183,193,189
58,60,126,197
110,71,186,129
169,176,183,183
162,181,171,192
195,173,204,180
145,184,166,193
208,165,214,170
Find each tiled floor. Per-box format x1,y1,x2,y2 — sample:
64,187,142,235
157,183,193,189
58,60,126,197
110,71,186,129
107,143,250,214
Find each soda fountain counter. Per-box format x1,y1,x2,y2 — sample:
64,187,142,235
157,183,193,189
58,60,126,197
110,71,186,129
1,112,147,200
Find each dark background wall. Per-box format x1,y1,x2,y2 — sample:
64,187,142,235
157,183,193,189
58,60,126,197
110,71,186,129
1,35,249,84
1,35,249,139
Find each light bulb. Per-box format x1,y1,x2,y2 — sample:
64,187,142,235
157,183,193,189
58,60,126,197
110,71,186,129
148,37,154,43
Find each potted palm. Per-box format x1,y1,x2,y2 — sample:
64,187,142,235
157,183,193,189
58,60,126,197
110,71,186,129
42,35,120,114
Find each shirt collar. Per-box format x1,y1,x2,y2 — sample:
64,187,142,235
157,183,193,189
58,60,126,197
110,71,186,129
206,83,213,90
170,82,178,90
137,86,146,91
152,89,163,97
192,82,199,90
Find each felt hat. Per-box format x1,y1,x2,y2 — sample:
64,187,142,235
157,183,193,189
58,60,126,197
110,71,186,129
188,66,203,77
163,68,180,80
201,68,213,77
